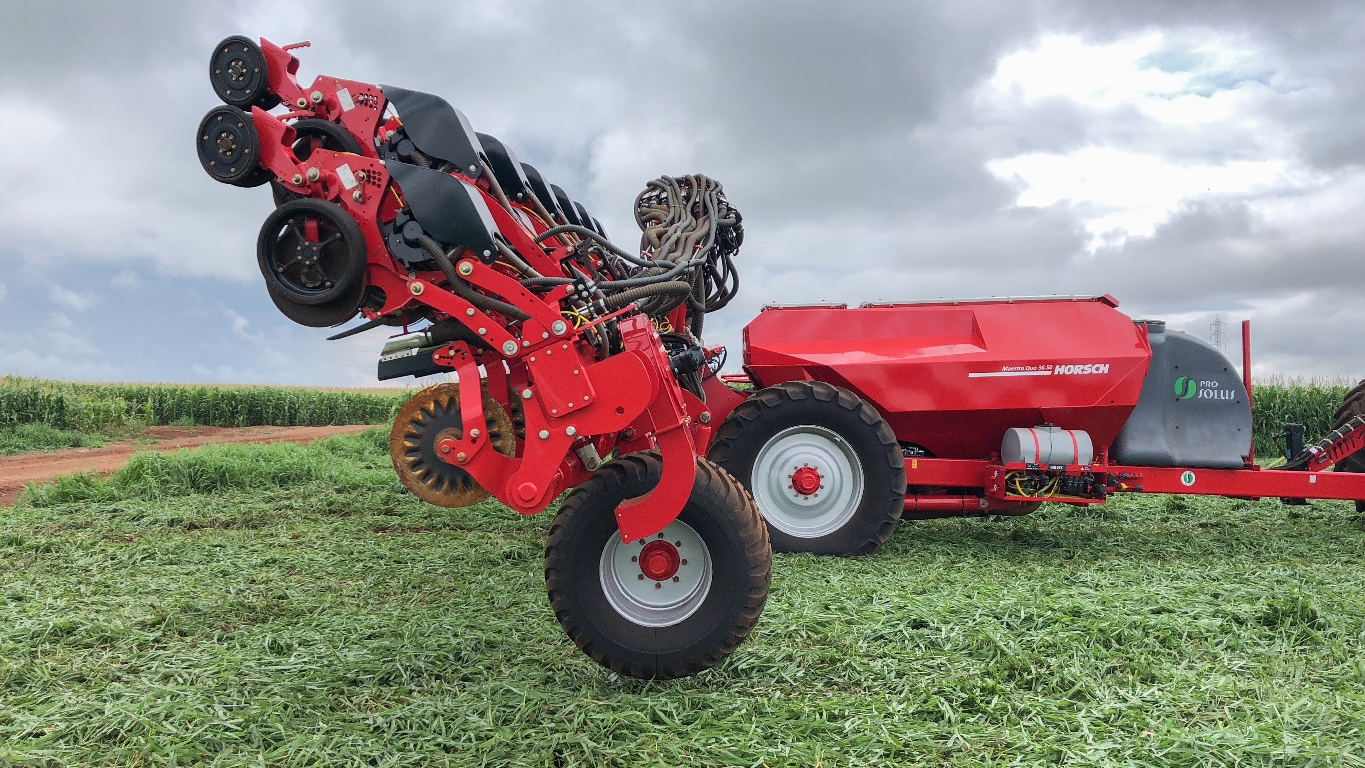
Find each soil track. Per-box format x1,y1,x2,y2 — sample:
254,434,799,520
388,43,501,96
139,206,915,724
0,425,379,506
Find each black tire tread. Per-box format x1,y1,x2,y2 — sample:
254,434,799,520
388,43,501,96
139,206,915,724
544,453,770,679
708,380,905,556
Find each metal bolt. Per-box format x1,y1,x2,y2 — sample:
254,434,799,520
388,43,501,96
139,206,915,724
469,428,480,439
566,426,576,436
439,444,450,454
291,173,303,185
699,412,711,424
466,308,476,316
478,327,487,335
538,430,550,440
297,97,308,108
551,320,567,335
458,261,473,276
409,282,424,296
502,340,518,356
523,340,531,347
521,389,533,400
482,249,492,258
306,167,320,182
573,370,580,376
352,190,363,202
470,165,478,173
455,451,467,463
310,90,323,103
542,332,549,340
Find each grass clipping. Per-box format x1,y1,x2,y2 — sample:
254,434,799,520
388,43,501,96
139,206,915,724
4,430,1365,764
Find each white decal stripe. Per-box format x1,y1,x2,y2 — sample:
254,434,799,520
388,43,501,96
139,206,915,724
967,370,1054,378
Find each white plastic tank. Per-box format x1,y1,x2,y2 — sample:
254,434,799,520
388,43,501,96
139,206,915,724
1001,425,1094,466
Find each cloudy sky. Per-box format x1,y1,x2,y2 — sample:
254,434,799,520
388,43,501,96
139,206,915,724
3,0,1364,385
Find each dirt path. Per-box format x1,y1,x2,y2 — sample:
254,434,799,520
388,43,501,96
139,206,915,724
0,425,379,506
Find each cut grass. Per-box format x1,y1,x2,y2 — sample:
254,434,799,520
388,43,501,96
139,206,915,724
3,432,1365,765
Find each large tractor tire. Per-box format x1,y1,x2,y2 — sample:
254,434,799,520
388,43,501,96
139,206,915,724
545,452,770,679
708,381,906,556
1331,379,1365,513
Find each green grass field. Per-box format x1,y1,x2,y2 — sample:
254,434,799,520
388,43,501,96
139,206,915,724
3,431,1363,766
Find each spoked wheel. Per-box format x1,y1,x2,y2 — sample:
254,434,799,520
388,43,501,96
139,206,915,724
271,119,367,206
709,380,906,556
196,106,267,187
545,452,771,679
209,35,279,109
390,384,517,508
256,199,368,306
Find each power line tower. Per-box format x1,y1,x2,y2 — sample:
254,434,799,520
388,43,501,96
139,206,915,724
1209,315,1228,352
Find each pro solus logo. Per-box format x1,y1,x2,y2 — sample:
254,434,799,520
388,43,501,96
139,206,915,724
1175,376,1237,401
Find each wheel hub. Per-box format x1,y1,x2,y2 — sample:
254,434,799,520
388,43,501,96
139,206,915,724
228,59,248,84
601,521,712,627
790,465,823,496
638,539,680,581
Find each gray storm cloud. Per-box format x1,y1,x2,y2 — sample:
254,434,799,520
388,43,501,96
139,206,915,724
1,0,1363,384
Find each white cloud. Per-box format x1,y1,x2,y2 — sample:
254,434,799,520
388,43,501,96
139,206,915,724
48,285,95,312
989,146,1293,247
984,32,1316,250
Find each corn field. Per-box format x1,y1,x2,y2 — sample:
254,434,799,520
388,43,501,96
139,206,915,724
0,377,408,433
1,375,1360,454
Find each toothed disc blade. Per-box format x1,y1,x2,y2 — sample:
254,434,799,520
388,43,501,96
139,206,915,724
390,383,516,508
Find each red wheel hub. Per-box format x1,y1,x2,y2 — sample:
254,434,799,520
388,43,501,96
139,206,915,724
638,540,681,581
790,466,823,496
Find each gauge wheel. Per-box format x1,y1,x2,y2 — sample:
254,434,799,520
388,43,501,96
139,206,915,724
209,35,279,109
257,198,368,306
389,383,516,508
196,106,264,186
708,380,906,556
545,452,771,679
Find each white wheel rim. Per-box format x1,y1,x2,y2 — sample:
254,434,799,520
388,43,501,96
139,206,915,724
751,425,863,538
599,519,713,627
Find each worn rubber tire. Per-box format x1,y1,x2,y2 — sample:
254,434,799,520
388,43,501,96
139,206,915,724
708,380,906,556
545,452,771,680
1331,378,1365,513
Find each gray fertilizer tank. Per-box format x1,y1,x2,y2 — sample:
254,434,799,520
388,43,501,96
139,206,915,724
1111,320,1253,469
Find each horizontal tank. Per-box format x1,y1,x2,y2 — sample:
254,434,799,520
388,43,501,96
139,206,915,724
742,296,1151,460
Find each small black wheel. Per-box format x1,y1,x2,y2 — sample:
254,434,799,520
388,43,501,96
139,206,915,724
271,119,367,206
1331,379,1365,513
196,106,263,186
708,380,906,556
257,199,368,305
209,35,279,109
265,281,365,327
545,452,771,680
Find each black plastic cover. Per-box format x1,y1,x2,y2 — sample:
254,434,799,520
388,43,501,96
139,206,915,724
1112,323,1252,469
379,85,484,176
385,161,499,258
474,132,533,204
378,346,445,380
572,202,594,232
520,163,564,222
551,184,583,226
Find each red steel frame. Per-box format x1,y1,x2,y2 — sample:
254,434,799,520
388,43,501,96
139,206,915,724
243,38,716,541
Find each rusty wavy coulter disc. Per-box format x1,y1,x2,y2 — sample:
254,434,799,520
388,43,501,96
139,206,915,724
390,383,516,508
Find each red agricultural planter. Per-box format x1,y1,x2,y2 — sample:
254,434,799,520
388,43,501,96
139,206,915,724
197,36,767,679
198,36,1365,679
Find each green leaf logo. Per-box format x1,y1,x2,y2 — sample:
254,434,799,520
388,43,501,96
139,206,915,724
1174,376,1196,400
